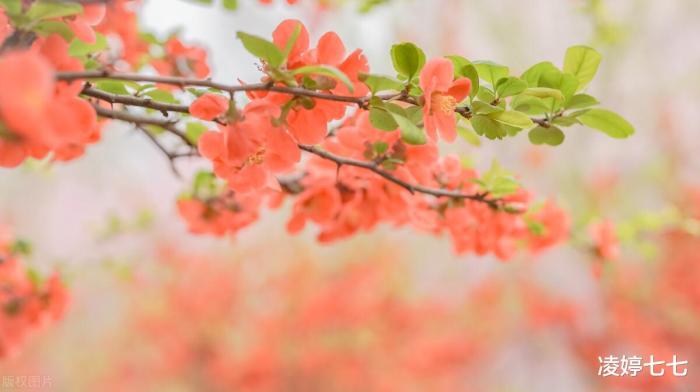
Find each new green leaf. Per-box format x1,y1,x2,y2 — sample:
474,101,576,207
474,61,509,87
563,45,602,90
391,113,426,145
237,31,284,68
390,42,426,81
359,73,404,94
488,110,534,129
528,126,565,146
578,108,634,138
292,65,354,92
27,1,82,21
495,77,527,98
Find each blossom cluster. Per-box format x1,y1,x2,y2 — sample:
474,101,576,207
1,4,627,259
0,225,68,359
0,2,108,167
0,1,213,168
180,20,569,259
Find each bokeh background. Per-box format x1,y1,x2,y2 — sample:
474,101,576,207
1,0,700,391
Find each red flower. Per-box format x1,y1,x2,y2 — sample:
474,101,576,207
190,94,229,121
419,58,471,142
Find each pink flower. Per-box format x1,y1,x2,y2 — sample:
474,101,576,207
67,4,106,44
419,58,471,142
190,94,229,121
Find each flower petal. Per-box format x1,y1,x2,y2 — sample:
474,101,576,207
448,78,472,103
419,58,454,93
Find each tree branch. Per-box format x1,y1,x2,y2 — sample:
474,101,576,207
91,105,508,209
58,70,382,106
0,30,36,55
298,144,502,208
59,71,552,129
91,104,195,148
82,85,191,115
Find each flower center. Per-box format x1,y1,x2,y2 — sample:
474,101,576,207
430,93,457,114
244,147,266,166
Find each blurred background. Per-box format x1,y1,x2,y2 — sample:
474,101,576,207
1,0,700,390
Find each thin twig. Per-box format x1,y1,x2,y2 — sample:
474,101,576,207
60,71,549,127
58,71,377,105
92,104,195,148
298,144,502,208
83,86,191,115
92,106,505,207
136,125,183,178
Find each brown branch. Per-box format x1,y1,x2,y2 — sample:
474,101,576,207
91,104,195,148
57,71,406,107
135,125,184,178
298,144,502,208
92,105,197,176
59,71,550,129
532,118,550,128
92,106,504,208
0,30,36,54
92,105,176,127
82,86,191,115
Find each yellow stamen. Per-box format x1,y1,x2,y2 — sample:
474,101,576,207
430,93,457,114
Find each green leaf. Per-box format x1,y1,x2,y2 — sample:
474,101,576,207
186,122,208,144
457,125,481,146
33,21,75,41
27,1,82,21
391,113,426,145
472,101,503,114
488,110,534,129
192,171,217,196
563,45,602,90
565,93,599,110
474,61,509,87
539,69,579,102
552,116,581,127
446,55,479,98
292,65,354,92
520,87,564,102
94,80,130,95
495,76,527,98
476,87,495,103
0,0,21,15
528,125,565,146
369,106,398,131
404,105,423,124
359,73,403,94
578,108,634,138
69,33,108,57
510,95,551,115
373,141,389,155
222,0,238,10
390,42,426,81
236,31,284,68
144,89,178,104
480,161,519,197
281,23,301,59
520,61,559,87
470,115,507,140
